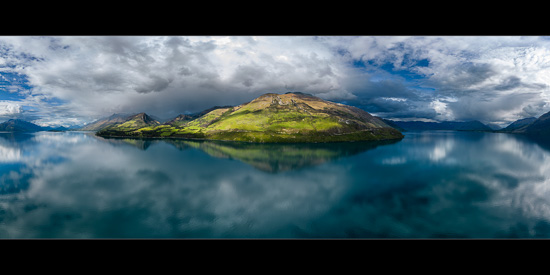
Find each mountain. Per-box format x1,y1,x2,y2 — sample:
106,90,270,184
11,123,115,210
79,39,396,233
492,112,550,138
390,120,493,131
0,119,45,132
78,113,135,131
521,111,550,136
78,112,160,132
501,117,537,132
97,92,404,143
97,113,160,134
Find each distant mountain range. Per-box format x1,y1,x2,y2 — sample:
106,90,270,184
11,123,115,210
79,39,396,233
381,112,550,137
0,119,71,132
0,119,44,132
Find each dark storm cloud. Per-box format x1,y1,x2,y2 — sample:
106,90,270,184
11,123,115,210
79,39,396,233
428,62,498,94
494,76,548,91
495,76,523,91
231,64,268,88
134,75,173,94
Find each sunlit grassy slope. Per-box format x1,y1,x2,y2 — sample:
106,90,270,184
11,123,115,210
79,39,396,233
96,92,404,142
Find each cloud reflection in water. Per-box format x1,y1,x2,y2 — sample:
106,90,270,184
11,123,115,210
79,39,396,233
2,131,550,238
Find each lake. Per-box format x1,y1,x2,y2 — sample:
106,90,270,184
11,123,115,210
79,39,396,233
2,130,550,238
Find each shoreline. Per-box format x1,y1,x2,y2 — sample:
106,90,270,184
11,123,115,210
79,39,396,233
93,132,405,144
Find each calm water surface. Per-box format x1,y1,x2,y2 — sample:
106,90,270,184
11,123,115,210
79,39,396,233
2,130,550,238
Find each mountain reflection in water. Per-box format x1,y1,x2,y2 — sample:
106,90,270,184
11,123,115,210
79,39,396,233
178,140,401,173
96,136,401,173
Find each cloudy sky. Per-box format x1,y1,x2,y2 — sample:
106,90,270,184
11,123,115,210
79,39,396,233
1,36,550,128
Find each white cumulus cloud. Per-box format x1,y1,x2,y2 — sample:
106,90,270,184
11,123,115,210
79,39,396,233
0,101,22,115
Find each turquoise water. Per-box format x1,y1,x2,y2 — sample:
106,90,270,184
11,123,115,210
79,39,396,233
2,130,550,238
